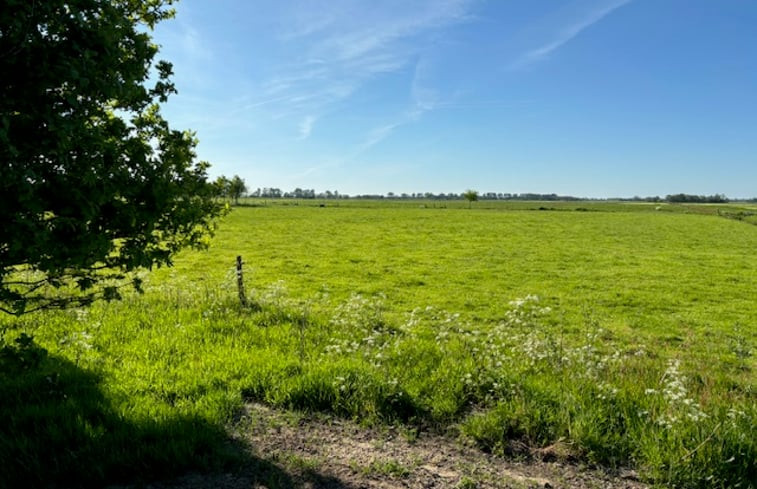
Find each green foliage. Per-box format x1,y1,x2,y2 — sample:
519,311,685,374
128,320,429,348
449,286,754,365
229,175,248,204
363,459,411,478
213,175,232,198
462,189,479,208
456,476,478,489
0,0,224,315
666,193,729,203
214,174,247,204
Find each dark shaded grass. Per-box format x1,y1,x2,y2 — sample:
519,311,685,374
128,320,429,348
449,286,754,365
0,335,291,489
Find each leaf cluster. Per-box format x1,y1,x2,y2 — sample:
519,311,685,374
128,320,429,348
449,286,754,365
0,0,224,314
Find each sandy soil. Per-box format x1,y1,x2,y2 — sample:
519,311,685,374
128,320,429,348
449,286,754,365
128,402,648,489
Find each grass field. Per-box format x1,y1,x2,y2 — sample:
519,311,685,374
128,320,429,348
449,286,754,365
1,201,755,488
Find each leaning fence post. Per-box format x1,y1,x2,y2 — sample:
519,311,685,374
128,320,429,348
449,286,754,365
236,255,248,307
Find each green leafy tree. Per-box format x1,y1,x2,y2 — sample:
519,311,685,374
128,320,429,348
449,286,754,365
0,0,224,315
463,189,479,209
213,176,232,199
228,175,247,205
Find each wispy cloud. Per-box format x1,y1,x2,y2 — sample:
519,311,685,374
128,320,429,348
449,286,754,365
295,119,404,179
178,24,213,61
344,57,439,161
239,1,476,124
409,57,440,119
160,1,481,180
360,122,402,152
512,0,632,69
298,115,316,139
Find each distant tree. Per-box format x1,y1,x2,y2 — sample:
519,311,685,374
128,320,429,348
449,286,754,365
261,187,281,198
463,189,479,208
228,175,247,204
213,176,231,199
0,0,223,315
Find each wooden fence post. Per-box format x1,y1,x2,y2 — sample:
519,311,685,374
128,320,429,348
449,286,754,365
236,255,248,307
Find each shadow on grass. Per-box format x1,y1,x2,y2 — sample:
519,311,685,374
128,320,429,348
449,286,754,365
0,334,353,489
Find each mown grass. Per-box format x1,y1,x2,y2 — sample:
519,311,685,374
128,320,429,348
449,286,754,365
1,202,755,488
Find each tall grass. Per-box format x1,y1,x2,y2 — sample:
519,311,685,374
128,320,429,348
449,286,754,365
2,276,753,488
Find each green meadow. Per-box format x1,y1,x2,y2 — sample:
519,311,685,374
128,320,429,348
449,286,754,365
2,201,755,488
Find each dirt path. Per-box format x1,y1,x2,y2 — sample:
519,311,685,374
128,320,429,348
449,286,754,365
140,403,647,489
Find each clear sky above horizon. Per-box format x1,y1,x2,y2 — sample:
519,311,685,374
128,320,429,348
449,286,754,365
153,0,757,198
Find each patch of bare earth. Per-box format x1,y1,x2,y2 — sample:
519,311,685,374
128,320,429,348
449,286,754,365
140,403,648,489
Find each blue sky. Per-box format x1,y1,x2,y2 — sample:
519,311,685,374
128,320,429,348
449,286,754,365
153,0,757,198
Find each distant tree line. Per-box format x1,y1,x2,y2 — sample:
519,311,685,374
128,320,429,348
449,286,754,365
664,193,729,203
602,194,736,203
248,188,346,199
350,192,587,201
212,179,752,203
